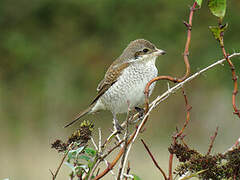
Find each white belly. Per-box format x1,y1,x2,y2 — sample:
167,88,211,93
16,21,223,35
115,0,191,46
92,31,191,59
95,59,158,115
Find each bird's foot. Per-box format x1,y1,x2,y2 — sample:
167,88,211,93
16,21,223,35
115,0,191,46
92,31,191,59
128,107,145,124
113,118,123,133
135,107,145,119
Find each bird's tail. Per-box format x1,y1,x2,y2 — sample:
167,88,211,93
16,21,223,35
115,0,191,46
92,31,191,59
64,103,95,128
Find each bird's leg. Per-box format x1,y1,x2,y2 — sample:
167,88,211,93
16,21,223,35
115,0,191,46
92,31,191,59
113,114,123,133
128,107,145,124
135,106,144,119
112,114,124,147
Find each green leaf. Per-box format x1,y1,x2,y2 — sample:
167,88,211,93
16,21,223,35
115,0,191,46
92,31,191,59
67,146,85,161
64,162,76,173
208,0,226,19
209,26,221,40
84,148,96,157
133,174,142,180
75,146,85,156
79,155,91,161
195,0,202,6
209,23,228,41
180,169,208,180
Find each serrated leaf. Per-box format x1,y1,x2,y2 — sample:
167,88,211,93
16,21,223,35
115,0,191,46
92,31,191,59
208,0,226,18
84,147,96,157
196,0,202,6
133,174,142,180
209,23,228,41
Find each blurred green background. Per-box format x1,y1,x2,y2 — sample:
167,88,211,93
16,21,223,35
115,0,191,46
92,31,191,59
0,0,240,179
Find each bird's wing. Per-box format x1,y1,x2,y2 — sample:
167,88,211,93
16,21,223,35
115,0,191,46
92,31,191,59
90,62,129,105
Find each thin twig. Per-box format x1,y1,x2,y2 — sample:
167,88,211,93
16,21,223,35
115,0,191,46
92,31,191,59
218,21,240,118
101,140,125,160
125,161,131,180
98,128,102,153
102,129,121,148
104,159,117,180
141,139,168,180
88,159,101,180
51,144,73,180
91,137,99,151
224,136,240,154
168,87,192,180
149,53,240,114
207,127,219,155
168,153,174,180
175,88,192,138
118,104,131,180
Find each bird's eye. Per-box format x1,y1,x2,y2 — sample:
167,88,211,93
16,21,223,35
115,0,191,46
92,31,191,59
143,48,149,53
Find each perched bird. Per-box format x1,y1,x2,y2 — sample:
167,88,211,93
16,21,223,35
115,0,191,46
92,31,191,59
65,39,166,128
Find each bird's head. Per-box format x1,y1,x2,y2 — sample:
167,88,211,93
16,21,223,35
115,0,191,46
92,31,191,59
118,39,166,64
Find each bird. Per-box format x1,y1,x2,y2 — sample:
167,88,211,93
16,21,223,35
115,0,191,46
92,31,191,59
64,39,166,128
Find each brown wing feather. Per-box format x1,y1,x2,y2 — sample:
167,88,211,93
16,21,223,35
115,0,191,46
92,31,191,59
90,62,129,105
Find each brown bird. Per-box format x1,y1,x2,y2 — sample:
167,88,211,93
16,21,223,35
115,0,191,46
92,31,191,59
65,39,166,128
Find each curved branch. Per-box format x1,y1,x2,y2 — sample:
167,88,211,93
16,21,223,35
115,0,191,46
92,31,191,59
145,2,198,112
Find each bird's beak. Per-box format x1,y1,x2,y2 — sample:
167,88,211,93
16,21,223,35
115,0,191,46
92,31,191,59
154,48,166,56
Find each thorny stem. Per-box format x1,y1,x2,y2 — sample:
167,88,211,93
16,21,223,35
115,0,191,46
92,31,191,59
174,88,192,139
218,21,240,118
141,139,168,180
207,127,219,155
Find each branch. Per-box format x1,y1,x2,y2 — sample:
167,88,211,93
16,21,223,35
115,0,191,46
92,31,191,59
144,1,198,112
51,144,73,180
141,139,167,180
118,108,131,180
148,53,240,114
224,136,240,154
217,20,240,118
207,127,219,155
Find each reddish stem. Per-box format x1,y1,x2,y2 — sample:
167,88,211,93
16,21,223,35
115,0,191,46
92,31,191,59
207,127,219,155
141,139,168,180
220,37,240,118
